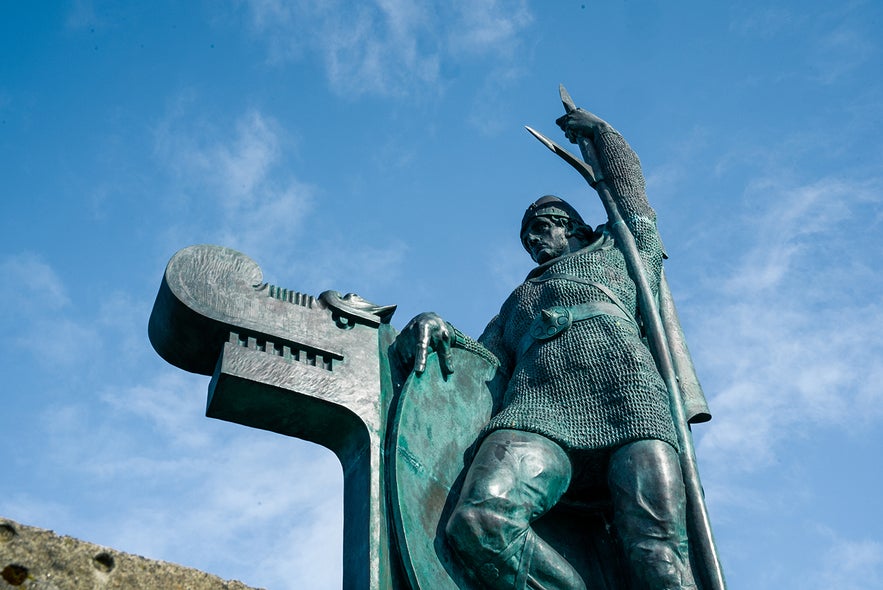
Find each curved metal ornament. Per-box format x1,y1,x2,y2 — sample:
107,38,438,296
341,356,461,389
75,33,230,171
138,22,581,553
387,348,503,589
530,306,573,341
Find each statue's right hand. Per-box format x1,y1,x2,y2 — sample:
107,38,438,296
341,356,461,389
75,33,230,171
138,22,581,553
395,312,455,377
555,108,612,143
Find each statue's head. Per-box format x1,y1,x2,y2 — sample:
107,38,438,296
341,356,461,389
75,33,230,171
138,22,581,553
520,195,594,263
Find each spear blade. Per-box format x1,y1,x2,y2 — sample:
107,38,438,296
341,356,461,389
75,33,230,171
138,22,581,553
524,125,557,152
524,126,599,186
559,84,577,113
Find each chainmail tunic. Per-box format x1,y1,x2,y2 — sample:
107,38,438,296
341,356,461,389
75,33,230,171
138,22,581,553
469,130,678,452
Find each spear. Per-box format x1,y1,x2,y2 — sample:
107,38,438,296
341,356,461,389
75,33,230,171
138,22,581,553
524,85,726,590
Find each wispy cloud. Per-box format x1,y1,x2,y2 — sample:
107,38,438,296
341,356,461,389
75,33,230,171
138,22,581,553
809,23,874,84
729,4,875,86
302,238,408,295
728,6,798,38
35,368,344,589
0,252,104,368
153,99,412,300
0,244,341,589
154,103,314,271
239,0,532,98
806,534,883,590
0,252,70,312
694,174,883,472
445,0,532,58
66,0,102,30
467,65,526,135
0,247,343,589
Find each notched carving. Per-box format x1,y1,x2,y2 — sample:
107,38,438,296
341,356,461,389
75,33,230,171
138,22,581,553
254,282,315,307
229,331,342,371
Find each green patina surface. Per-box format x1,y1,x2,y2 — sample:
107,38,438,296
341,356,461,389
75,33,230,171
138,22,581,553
147,90,723,590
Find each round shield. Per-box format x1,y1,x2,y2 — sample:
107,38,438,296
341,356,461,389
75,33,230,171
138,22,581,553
387,347,503,589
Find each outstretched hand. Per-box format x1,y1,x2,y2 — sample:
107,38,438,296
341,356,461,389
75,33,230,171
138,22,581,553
555,108,613,144
395,312,455,377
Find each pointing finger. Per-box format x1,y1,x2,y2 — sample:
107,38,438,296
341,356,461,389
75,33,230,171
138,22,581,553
414,321,433,374
438,332,455,377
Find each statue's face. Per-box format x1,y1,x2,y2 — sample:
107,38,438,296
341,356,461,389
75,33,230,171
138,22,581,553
523,216,570,264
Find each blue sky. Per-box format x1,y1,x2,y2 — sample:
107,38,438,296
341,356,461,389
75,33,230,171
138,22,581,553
2,1,882,588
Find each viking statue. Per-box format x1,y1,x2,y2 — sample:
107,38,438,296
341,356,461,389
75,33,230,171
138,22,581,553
395,97,723,589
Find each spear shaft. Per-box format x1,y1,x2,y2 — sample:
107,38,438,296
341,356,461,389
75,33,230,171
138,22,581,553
525,86,726,590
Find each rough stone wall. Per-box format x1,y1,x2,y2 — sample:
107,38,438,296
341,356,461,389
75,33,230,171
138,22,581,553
0,517,262,590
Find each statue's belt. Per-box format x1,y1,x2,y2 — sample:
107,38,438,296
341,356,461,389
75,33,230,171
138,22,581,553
518,274,638,359
518,301,637,358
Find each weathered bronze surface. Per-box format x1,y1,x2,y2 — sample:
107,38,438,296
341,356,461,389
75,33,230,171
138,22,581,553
148,87,724,589
392,90,724,589
149,244,401,589
386,347,632,589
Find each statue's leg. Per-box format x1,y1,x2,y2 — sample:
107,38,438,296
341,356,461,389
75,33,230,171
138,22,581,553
607,439,697,590
445,429,586,590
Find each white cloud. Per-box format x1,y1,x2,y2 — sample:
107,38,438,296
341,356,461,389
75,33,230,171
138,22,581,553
256,494,343,589
214,179,314,263
21,316,102,368
66,0,101,30
693,174,883,474
0,255,164,372
215,111,280,202
729,6,798,39
809,23,874,85
156,107,284,206
240,0,438,97
154,105,314,271
446,0,532,58
807,535,883,590
0,253,106,369
96,290,153,362
33,368,344,589
0,252,70,312
100,371,215,450
720,177,856,293
467,65,526,136
239,0,532,98
728,4,874,86
0,496,74,535
277,235,409,305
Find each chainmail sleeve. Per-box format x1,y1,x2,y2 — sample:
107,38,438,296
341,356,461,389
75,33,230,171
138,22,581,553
595,129,664,294
446,319,503,373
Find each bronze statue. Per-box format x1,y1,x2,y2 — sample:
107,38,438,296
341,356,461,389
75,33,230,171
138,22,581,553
149,86,724,590
395,99,721,589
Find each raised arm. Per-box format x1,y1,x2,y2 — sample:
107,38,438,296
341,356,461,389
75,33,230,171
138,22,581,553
556,109,664,289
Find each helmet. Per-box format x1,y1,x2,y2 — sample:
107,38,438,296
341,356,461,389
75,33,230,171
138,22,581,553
520,195,587,252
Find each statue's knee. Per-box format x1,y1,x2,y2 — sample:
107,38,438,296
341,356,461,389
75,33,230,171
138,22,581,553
445,505,484,557
624,540,693,589
445,505,507,562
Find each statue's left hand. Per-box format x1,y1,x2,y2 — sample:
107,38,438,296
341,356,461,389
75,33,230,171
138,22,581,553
395,312,455,377
555,108,613,143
